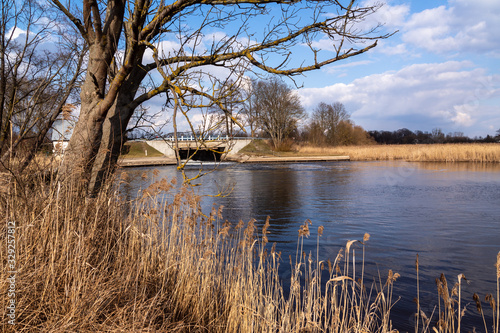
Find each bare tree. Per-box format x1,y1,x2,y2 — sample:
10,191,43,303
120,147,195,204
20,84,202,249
252,77,305,149
50,0,393,194
0,0,84,171
240,78,261,138
307,102,373,145
431,128,445,143
207,79,246,137
311,102,350,145
304,120,327,146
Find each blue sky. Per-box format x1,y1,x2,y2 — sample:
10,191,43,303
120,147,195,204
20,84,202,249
10,0,498,138
295,0,500,137
145,0,499,137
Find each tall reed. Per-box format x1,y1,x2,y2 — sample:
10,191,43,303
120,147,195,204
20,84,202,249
414,258,500,333
296,144,500,163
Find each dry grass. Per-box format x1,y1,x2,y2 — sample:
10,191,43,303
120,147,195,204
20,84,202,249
0,170,402,332
296,143,500,162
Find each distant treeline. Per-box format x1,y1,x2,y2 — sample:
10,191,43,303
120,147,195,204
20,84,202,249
368,128,500,145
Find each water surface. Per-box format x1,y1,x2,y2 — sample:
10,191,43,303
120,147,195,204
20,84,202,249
121,161,500,332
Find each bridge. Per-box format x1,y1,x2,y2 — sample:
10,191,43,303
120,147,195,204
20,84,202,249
145,136,253,161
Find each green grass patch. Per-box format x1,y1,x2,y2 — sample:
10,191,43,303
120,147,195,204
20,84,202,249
121,141,164,158
239,139,274,155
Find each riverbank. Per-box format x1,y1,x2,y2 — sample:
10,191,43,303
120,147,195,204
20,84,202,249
119,141,499,165
118,153,351,167
233,154,350,163
118,156,177,166
117,155,350,167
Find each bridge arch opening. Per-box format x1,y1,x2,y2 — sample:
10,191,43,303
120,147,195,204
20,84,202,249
178,147,226,161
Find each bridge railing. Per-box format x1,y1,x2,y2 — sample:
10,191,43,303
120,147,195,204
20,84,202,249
159,136,258,142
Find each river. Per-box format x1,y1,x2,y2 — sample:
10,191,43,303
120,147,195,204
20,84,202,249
120,160,500,332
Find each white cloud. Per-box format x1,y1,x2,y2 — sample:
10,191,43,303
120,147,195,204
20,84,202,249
7,27,27,40
332,60,373,69
377,42,409,55
450,106,474,127
142,40,183,65
356,0,500,57
308,37,340,53
401,0,500,55
360,1,411,28
309,1,410,53
298,61,500,134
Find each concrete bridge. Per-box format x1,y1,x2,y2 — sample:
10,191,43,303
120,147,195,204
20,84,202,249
145,136,253,161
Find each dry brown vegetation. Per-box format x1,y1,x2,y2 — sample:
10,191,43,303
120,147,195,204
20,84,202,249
1,165,499,332
296,143,500,162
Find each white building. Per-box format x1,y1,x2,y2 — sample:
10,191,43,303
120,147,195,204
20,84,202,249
51,119,74,155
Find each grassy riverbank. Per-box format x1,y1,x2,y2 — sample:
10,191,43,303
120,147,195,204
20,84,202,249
1,168,499,332
240,140,500,162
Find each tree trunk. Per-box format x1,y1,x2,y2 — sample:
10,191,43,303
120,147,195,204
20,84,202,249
61,43,111,190
61,103,104,189
87,103,130,195
87,92,139,195
64,53,145,195
87,62,146,194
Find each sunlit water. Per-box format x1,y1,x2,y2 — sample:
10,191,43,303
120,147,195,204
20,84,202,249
120,161,500,332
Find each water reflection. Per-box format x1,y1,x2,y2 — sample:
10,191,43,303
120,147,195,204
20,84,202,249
417,161,500,172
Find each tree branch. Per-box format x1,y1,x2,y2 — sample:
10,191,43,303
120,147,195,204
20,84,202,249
245,41,378,75
50,0,88,42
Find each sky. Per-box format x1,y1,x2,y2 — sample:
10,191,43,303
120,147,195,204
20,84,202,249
9,0,499,138
294,0,500,137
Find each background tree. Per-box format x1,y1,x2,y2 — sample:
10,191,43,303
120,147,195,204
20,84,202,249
431,128,445,143
51,0,393,194
208,79,245,137
0,0,84,171
310,102,349,145
304,101,373,146
251,78,305,150
241,79,261,138
445,131,470,143
303,120,326,146
349,124,375,145
335,119,355,145
367,128,487,144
